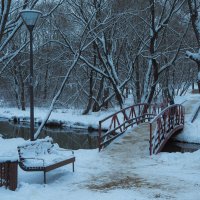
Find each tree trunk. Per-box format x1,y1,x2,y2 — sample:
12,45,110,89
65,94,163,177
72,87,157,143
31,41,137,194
83,70,94,114
197,62,200,93
43,64,49,100
135,56,140,103
19,72,26,111
92,76,104,112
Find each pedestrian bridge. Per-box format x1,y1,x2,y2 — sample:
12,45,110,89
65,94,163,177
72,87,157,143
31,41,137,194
98,103,185,155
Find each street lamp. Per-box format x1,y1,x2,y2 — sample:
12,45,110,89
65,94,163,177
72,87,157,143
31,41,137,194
20,9,42,141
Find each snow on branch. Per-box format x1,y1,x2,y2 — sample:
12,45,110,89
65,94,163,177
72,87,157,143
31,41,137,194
186,50,200,62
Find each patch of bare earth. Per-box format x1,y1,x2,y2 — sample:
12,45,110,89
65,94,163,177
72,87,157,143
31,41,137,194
87,175,162,192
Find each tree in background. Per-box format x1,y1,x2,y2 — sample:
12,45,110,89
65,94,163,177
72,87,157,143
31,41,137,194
186,0,200,93
0,0,197,113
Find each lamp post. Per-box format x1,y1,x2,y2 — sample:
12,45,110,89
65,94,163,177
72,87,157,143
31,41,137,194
20,9,42,141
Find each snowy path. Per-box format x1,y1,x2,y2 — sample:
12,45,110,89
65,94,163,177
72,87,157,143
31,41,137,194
183,97,199,116
176,93,200,143
78,123,200,199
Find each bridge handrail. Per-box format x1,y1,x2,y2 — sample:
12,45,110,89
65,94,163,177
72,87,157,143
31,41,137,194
99,103,166,151
149,104,185,155
99,103,159,124
150,104,182,122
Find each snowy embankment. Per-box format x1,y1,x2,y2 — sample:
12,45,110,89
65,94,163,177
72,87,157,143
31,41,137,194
0,97,134,131
0,107,118,130
174,92,200,143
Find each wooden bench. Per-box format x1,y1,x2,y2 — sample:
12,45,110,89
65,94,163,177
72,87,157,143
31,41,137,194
17,137,75,184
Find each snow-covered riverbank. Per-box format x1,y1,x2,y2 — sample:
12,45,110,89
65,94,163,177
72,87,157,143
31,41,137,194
0,91,200,144
0,107,118,130
1,91,200,199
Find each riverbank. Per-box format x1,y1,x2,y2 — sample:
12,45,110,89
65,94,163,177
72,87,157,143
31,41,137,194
0,107,118,131
0,90,200,144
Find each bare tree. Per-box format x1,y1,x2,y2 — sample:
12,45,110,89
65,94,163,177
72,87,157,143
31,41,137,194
57,0,143,112
138,0,187,104
186,0,200,92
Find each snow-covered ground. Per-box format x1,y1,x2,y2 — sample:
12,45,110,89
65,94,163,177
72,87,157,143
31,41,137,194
0,95,133,130
175,92,200,143
1,90,200,199
0,107,114,130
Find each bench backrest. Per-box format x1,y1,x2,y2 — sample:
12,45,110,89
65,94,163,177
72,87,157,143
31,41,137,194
18,138,54,160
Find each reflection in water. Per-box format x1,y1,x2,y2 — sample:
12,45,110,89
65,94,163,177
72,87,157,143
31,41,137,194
162,139,200,153
0,120,99,150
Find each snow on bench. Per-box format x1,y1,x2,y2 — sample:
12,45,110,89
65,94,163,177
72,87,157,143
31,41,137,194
17,137,75,184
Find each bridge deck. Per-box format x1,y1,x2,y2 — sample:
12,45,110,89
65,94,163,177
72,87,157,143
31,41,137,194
88,123,152,191
102,123,150,161
99,103,184,154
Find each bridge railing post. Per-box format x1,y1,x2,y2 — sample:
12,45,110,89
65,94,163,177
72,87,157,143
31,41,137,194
158,119,161,145
149,123,152,155
98,122,102,152
182,106,185,125
163,113,166,137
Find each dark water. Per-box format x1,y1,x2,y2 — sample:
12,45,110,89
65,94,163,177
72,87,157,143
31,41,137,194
0,119,99,150
162,139,200,153
1,119,199,153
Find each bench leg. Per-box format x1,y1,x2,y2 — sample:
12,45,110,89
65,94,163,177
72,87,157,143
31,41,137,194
72,162,74,172
44,171,46,184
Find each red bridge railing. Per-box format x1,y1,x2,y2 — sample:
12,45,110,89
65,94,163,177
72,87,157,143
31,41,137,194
149,104,184,155
99,103,165,151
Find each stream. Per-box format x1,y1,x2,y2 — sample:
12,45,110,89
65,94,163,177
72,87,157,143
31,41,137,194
0,119,199,153
0,119,99,150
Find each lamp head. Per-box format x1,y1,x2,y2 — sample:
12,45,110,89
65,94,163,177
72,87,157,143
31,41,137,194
20,9,42,30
